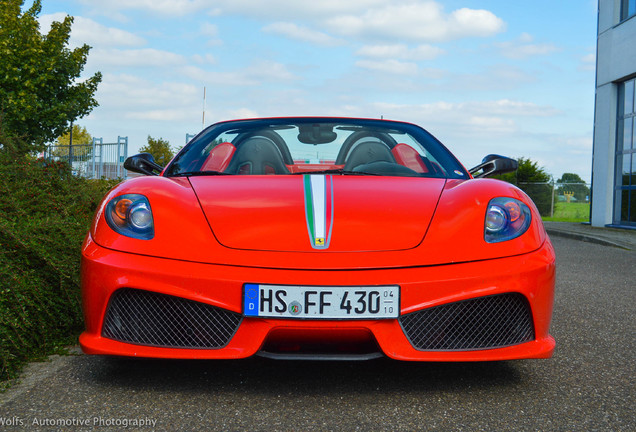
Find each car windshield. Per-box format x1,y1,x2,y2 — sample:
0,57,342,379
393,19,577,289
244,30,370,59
165,118,468,179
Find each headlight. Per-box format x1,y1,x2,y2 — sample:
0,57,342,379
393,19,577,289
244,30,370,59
105,194,154,240
484,197,531,243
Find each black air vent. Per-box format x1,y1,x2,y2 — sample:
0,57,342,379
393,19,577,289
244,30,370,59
102,288,242,349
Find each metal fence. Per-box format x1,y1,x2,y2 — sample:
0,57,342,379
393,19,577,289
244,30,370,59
519,181,591,219
44,136,128,179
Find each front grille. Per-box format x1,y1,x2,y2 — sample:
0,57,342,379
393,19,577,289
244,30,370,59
399,293,534,351
102,288,242,349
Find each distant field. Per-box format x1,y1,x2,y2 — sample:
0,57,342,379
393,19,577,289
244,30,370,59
543,202,590,222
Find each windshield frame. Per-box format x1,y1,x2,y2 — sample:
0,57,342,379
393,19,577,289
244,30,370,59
164,117,469,179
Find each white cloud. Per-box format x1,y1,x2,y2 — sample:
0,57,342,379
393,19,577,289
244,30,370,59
461,99,562,117
450,8,506,38
465,116,516,134
327,3,505,42
94,74,202,125
496,33,560,59
263,22,341,46
98,74,198,107
451,65,538,91
371,101,517,135
228,108,260,119
192,54,216,64
77,1,504,44
356,44,444,60
40,13,145,48
200,22,219,39
551,135,593,153
79,0,209,17
85,0,387,18
224,0,387,17
90,48,185,68
181,66,257,86
579,53,596,71
244,60,298,81
368,99,561,136
581,53,596,64
198,22,223,46
200,22,218,37
181,60,297,86
355,59,418,75
127,109,193,122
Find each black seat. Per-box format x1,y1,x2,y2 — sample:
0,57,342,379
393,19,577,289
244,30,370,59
225,137,290,174
343,141,396,171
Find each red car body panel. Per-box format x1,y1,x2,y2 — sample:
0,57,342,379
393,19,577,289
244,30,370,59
80,235,554,361
80,117,556,361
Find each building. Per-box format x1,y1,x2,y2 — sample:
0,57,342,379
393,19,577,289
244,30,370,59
592,0,636,228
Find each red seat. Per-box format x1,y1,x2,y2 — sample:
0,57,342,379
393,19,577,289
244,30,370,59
391,143,429,173
201,142,236,172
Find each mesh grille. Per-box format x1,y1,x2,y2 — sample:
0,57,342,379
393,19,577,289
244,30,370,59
399,293,534,351
102,288,242,349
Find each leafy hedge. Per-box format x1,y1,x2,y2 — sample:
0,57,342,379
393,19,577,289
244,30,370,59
0,154,118,382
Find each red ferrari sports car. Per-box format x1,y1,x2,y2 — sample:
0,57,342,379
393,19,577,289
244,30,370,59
80,117,555,361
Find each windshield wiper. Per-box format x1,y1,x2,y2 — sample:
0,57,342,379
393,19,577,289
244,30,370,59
169,170,231,177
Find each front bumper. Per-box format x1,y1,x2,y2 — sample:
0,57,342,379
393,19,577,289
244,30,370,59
80,235,555,361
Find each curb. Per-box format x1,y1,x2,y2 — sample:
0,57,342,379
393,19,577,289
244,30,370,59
545,228,631,250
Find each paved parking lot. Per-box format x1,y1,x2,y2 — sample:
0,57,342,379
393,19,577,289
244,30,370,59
1,236,634,431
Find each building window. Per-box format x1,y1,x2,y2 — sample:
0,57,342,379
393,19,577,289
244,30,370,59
622,0,636,21
615,78,636,225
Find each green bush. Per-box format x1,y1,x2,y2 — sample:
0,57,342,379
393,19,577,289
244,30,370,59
0,153,118,382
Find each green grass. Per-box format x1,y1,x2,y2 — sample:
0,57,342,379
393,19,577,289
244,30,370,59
542,202,590,222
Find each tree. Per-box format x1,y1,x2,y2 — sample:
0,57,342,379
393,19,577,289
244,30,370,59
52,124,92,159
556,173,590,202
0,112,25,159
139,136,174,166
493,157,554,216
0,0,102,154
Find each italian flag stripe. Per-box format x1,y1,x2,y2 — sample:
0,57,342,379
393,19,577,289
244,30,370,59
325,175,333,241
303,175,315,241
303,174,333,249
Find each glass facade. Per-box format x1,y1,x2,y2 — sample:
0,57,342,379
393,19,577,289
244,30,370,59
622,0,636,21
615,78,636,225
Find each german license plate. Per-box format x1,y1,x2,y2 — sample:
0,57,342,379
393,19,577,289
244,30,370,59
243,284,399,319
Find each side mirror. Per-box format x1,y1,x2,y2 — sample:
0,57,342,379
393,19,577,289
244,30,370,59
469,154,518,178
123,153,164,176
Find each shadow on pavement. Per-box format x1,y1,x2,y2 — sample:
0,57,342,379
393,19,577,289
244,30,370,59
82,355,527,396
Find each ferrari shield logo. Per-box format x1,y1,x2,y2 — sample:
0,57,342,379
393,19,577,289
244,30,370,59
315,237,325,246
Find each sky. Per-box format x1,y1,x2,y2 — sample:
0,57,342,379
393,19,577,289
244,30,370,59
37,0,599,182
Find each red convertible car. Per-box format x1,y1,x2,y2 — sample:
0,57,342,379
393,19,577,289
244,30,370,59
80,117,555,361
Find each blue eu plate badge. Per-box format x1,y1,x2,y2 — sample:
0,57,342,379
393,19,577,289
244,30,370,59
244,284,260,317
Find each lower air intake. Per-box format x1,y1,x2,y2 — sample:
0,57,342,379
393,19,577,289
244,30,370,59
399,293,534,351
102,288,242,349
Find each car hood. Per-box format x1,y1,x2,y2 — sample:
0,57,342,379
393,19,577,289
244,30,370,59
189,175,446,252
91,176,547,269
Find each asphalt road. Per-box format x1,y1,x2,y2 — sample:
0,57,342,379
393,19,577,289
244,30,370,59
0,237,634,432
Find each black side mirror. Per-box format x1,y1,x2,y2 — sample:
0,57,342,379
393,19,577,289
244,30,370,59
123,153,164,176
469,154,518,178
